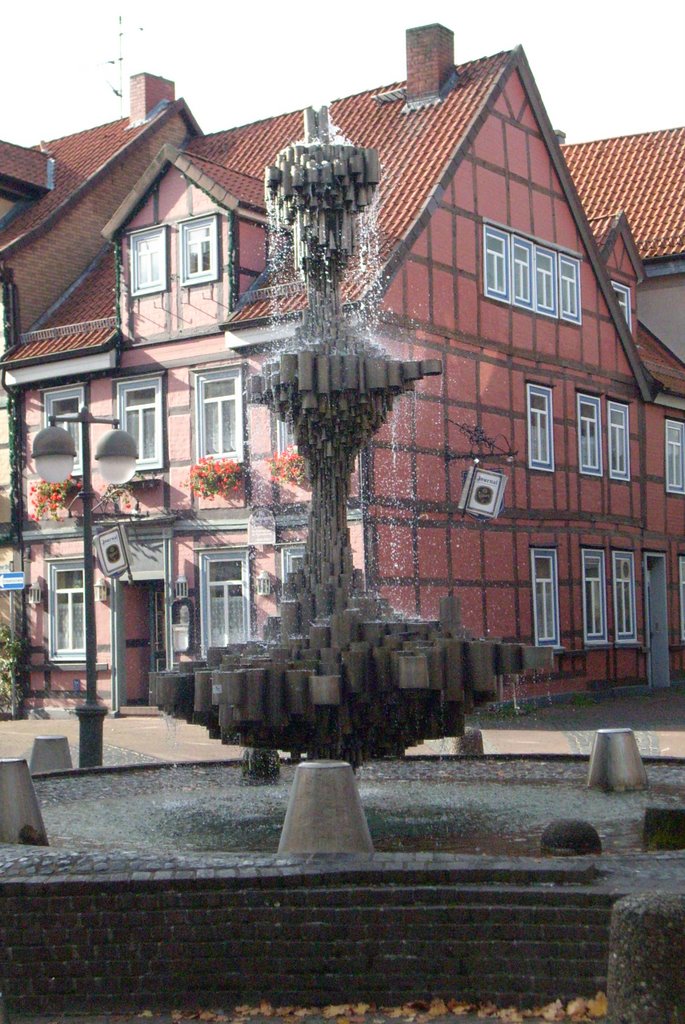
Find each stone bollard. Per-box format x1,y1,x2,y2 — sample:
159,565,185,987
278,761,373,854
0,759,49,845
29,735,73,774
587,728,647,791
608,893,685,1023
540,819,602,856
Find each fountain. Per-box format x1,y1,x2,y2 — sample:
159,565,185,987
154,107,548,764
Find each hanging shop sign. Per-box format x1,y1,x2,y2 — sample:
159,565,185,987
94,524,131,578
457,466,508,520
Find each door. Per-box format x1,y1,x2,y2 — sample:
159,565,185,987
121,580,166,704
644,553,670,688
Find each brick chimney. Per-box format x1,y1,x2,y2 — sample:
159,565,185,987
129,73,175,124
406,24,455,104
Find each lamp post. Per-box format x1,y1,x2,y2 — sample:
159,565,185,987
32,408,137,768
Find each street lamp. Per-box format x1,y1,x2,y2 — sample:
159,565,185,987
32,408,137,768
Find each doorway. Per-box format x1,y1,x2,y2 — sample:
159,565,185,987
644,553,670,688
120,580,166,705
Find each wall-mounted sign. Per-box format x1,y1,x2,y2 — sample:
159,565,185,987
457,466,508,520
94,524,131,578
248,508,276,547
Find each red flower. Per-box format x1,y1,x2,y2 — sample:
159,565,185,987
189,458,242,500
268,447,307,486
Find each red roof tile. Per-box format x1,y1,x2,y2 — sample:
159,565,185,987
563,128,685,260
636,320,685,397
2,250,117,366
0,140,50,193
0,105,186,253
188,51,511,283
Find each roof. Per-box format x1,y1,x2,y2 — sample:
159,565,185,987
586,212,643,281
563,128,685,260
0,141,51,198
636,320,685,399
0,100,198,255
2,249,117,367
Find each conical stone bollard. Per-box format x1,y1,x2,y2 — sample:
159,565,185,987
0,759,49,845
587,728,648,791
29,735,73,774
278,761,373,854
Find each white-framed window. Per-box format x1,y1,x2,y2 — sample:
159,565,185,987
196,368,244,461
281,544,305,580
611,282,632,328
665,420,685,494
482,225,581,323
535,247,557,317
130,226,166,296
483,225,510,302
680,556,685,642
527,384,554,471
117,376,164,470
612,551,637,644
531,548,560,647
608,401,630,481
180,216,219,286
511,236,534,309
200,550,249,651
582,549,607,645
44,386,84,475
49,561,85,660
577,394,602,476
559,255,581,324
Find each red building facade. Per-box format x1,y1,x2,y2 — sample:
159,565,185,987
3,25,684,716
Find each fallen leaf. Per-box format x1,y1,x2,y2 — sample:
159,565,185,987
428,1000,449,1018
323,1006,351,1019
275,1009,295,1017
538,1002,564,1022
406,1003,430,1013
200,1013,218,1021
587,992,608,1019
476,1005,499,1019
496,1010,523,1023
138,1014,153,1020
566,998,588,1020
352,1006,370,1016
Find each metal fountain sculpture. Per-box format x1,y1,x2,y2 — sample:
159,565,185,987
155,108,546,765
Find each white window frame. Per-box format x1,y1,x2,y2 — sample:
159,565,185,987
195,368,244,462
483,225,510,302
511,236,534,310
665,420,685,494
180,216,219,286
44,385,84,476
531,548,560,647
559,254,581,324
680,556,685,642
527,383,555,472
199,549,249,654
130,226,167,296
608,401,630,481
611,282,632,328
117,376,164,471
276,416,296,454
48,561,85,661
577,394,603,477
612,550,637,644
281,544,306,581
582,549,607,645
534,246,557,317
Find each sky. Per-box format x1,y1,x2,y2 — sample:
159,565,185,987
2,1,684,149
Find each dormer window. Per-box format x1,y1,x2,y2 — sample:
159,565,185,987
130,227,167,296
180,216,218,286
611,282,631,328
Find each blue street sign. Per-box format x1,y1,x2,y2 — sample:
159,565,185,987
0,572,25,591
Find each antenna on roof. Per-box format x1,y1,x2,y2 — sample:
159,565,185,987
104,14,144,118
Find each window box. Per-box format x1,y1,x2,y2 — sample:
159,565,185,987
130,226,167,296
180,216,219,286
189,457,242,500
30,477,82,520
268,446,307,486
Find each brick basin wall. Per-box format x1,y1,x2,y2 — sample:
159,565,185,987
0,860,613,1013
